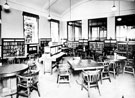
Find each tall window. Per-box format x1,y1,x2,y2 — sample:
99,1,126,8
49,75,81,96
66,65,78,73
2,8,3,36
67,20,82,41
116,14,135,41
23,12,39,44
88,18,107,41
50,19,59,42
0,6,1,57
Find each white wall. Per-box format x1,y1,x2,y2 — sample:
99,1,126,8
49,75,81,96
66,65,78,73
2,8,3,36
61,1,135,39
2,8,23,38
1,8,51,39
62,1,135,21
60,21,67,40
82,19,88,39
39,16,50,38
107,16,115,39
1,1,135,41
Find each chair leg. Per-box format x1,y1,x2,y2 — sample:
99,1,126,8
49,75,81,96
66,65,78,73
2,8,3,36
36,84,40,97
97,85,101,96
133,69,135,76
87,85,90,98
16,93,19,98
27,88,31,98
100,72,103,84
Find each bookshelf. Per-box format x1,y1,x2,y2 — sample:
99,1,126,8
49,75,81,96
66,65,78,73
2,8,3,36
104,39,117,55
88,41,104,52
39,38,52,54
117,41,135,58
2,38,25,59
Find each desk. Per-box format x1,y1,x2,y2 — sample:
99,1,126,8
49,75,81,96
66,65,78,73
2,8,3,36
68,59,103,71
0,64,28,97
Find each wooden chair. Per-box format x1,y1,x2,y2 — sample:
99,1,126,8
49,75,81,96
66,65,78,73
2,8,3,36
7,57,15,64
16,70,40,98
57,64,71,86
100,61,111,84
109,61,118,78
123,59,135,76
27,59,37,73
81,70,101,98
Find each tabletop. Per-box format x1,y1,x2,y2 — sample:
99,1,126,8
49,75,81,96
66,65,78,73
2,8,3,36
68,59,103,71
0,64,28,77
106,54,127,62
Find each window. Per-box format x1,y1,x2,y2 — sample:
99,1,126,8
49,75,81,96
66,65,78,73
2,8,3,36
50,19,59,42
67,20,82,41
88,18,107,41
116,14,135,41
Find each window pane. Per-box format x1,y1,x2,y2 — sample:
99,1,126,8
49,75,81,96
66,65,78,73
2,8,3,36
51,21,59,42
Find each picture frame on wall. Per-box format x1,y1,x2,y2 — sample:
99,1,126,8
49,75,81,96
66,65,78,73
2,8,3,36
23,12,39,44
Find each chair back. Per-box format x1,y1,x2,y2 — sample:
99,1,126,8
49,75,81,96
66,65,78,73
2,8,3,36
31,70,39,84
103,61,110,71
17,74,33,88
82,70,100,84
58,64,70,74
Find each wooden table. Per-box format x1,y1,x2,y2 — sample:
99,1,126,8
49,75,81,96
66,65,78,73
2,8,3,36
0,64,28,97
106,54,127,62
105,54,127,75
0,64,28,77
68,59,103,71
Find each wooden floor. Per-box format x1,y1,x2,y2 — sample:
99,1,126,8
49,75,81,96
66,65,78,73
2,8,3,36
1,57,135,98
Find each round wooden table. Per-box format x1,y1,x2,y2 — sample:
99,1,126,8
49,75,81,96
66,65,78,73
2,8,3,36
0,64,28,97
0,64,28,77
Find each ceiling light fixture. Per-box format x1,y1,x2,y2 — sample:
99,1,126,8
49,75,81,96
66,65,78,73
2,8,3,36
111,1,117,11
48,0,51,20
3,0,10,10
117,1,122,21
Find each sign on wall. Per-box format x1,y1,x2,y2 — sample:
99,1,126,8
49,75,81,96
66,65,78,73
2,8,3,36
23,12,39,44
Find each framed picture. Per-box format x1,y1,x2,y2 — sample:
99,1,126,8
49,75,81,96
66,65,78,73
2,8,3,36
23,12,39,44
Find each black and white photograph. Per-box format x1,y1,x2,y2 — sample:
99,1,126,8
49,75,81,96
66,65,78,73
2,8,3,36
0,0,135,98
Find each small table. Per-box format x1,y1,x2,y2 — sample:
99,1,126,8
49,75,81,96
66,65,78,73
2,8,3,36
105,54,127,74
0,64,28,97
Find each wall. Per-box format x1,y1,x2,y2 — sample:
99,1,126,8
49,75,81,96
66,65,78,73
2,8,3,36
1,8,50,39
61,1,135,39
39,16,50,38
2,9,23,38
107,16,115,39
82,19,88,39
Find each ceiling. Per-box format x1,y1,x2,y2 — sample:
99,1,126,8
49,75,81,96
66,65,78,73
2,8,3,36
0,0,135,17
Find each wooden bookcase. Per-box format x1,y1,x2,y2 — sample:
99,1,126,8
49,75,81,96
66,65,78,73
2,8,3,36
88,41,104,52
2,38,25,59
104,39,117,55
117,41,135,58
39,38,52,54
